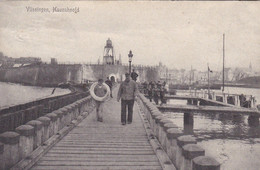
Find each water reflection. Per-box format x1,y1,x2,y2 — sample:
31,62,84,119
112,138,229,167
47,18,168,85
164,111,260,140
164,111,260,169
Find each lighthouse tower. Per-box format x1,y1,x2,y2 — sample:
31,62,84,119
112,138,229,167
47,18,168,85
103,38,114,65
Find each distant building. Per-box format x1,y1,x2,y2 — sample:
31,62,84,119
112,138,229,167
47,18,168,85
103,38,114,65
102,38,121,65
51,58,58,65
0,54,41,68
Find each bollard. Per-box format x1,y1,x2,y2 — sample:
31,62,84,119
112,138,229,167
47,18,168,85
165,128,183,166
15,125,34,159
45,113,58,137
176,135,197,169
75,101,82,114
73,103,79,119
64,105,73,122
0,142,4,170
150,111,161,133
82,99,88,113
26,120,43,149
71,103,79,118
0,131,20,169
52,110,63,131
154,115,165,138
162,123,178,149
181,144,205,170
58,108,67,129
60,107,70,126
77,115,84,122
81,111,88,118
73,102,79,115
192,156,220,170
37,117,51,142
158,118,173,147
79,100,85,114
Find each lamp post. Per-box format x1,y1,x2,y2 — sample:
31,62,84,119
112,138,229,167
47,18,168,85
128,50,133,74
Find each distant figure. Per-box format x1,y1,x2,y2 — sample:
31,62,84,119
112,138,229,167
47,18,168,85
239,94,246,107
153,85,160,105
143,81,148,95
131,69,138,82
160,86,167,105
157,81,162,90
148,81,153,102
51,88,56,95
94,79,107,122
117,73,138,125
105,77,113,98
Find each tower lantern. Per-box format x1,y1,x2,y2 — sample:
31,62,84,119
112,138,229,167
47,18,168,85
103,38,114,65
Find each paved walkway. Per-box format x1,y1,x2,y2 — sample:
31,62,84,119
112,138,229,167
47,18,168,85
31,87,162,170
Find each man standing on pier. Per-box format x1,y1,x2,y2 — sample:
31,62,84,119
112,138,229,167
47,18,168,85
117,73,138,125
131,69,138,82
94,79,107,122
105,77,113,98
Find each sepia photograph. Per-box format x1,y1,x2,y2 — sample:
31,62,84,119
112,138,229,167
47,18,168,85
0,1,260,170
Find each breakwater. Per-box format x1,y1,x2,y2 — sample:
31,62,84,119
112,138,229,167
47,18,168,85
0,63,159,86
0,64,82,87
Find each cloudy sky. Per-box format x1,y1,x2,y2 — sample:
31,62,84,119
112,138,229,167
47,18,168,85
0,1,259,71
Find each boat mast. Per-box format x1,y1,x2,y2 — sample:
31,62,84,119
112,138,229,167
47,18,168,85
190,65,192,86
222,34,225,92
208,63,210,97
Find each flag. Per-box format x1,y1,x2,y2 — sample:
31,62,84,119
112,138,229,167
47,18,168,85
208,66,213,73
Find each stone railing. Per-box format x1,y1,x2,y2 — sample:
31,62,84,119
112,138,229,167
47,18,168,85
0,96,95,170
136,93,221,170
0,91,89,133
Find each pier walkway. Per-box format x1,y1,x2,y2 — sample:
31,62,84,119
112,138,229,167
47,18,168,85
31,88,163,170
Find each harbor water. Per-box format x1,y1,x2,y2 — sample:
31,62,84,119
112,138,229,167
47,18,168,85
0,82,71,109
166,86,260,170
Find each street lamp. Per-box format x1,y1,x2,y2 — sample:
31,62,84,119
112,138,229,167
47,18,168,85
128,50,133,74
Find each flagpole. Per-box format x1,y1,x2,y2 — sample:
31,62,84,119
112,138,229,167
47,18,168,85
222,34,225,92
207,63,210,98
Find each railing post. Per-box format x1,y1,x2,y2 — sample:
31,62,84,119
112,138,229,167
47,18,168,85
181,144,205,170
45,113,58,137
192,156,220,170
0,142,4,170
37,117,51,142
163,122,178,150
0,131,20,169
158,118,172,147
176,135,197,169
52,110,63,131
154,115,165,138
15,125,34,160
26,120,43,149
165,128,183,166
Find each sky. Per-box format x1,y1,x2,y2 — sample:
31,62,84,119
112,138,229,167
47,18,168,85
0,1,259,72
